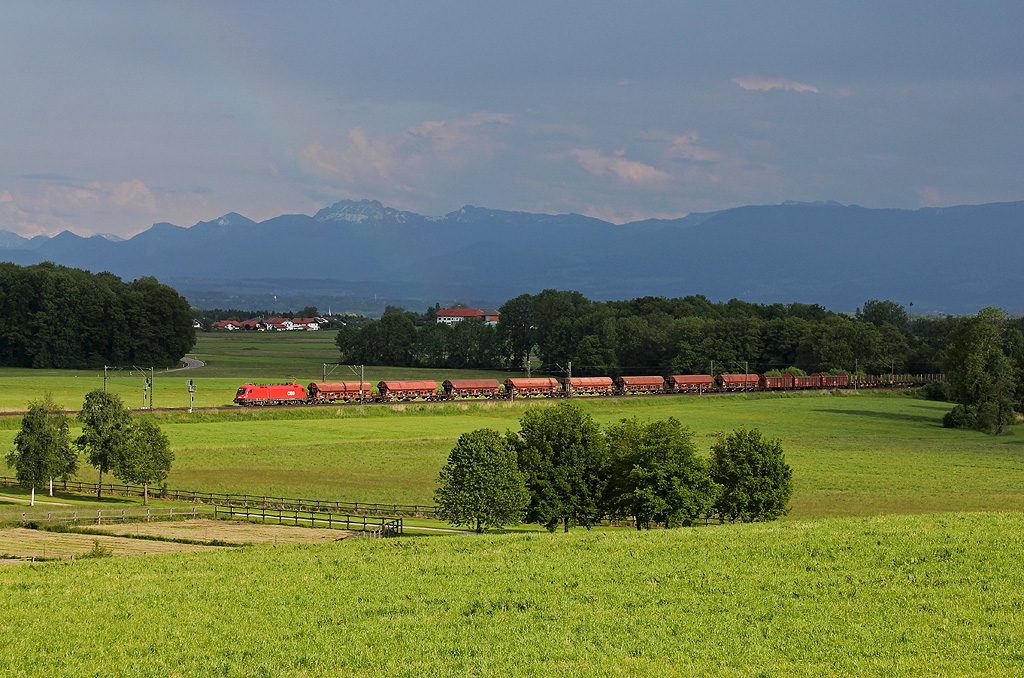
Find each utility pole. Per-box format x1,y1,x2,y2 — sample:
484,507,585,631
744,361,748,392
525,356,531,378
566,361,572,398
103,366,108,392
348,364,365,402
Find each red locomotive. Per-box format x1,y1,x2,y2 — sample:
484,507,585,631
234,382,307,406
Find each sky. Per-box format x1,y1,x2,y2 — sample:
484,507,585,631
1,1,1022,238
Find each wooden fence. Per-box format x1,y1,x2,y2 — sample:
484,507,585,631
214,504,402,537
1,476,439,518
9,505,211,526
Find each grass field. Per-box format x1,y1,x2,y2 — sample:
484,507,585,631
1,511,1021,676
0,330,525,411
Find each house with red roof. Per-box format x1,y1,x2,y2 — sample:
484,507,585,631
436,308,500,325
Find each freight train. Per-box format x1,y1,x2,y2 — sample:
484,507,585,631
233,372,944,406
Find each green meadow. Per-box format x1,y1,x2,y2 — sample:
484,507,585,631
0,329,518,411
2,512,1022,676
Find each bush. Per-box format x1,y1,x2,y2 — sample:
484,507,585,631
942,404,974,429
922,380,951,402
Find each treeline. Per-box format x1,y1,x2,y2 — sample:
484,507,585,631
335,290,994,376
335,309,501,369
0,262,195,368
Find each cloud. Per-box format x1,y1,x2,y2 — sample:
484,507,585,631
916,186,943,207
732,76,819,93
299,113,513,197
655,131,723,163
570,148,670,184
0,178,205,238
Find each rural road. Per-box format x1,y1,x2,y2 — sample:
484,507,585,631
162,357,205,373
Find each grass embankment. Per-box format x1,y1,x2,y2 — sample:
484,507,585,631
2,391,1023,518
1,512,1021,676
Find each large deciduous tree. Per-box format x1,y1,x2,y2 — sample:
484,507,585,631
512,403,608,532
710,427,793,522
6,394,77,505
604,417,718,528
76,390,132,497
434,428,528,533
942,307,1016,434
115,418,174,505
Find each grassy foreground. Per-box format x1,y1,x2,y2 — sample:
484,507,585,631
1,511,1021,677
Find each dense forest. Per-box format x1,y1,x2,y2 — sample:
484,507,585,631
335,290,1024,381
0,262,195,368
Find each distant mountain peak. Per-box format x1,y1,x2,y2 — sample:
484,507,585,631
215,212,251,227
314,199,419,225
94,233,125,242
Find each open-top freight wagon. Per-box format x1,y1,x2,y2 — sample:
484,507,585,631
307,381,373,402
564,376,615,395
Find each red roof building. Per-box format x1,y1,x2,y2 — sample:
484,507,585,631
436,308,500,325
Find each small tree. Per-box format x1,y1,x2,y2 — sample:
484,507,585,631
76,390,132,497
605,417,718,529
114,418,174,506
6,394,77,506
434,428,528,533
710,427,792,522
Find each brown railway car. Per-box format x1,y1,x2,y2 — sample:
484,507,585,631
760,373,795,390
564,376,615,395
503,377,561,397
820,372,849,388
376,380,439,401
307,381,373,402
715,374,760,390
667,374,713,392
792,374,821,389
442,379,502,399
614,375,666,394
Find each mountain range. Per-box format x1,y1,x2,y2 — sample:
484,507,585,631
2,198,1022,315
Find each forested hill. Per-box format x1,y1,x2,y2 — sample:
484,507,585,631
1,199,1022,314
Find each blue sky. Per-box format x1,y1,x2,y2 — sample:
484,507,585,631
2,1,1022,237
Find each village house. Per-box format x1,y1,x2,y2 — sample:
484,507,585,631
435,308,500,325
